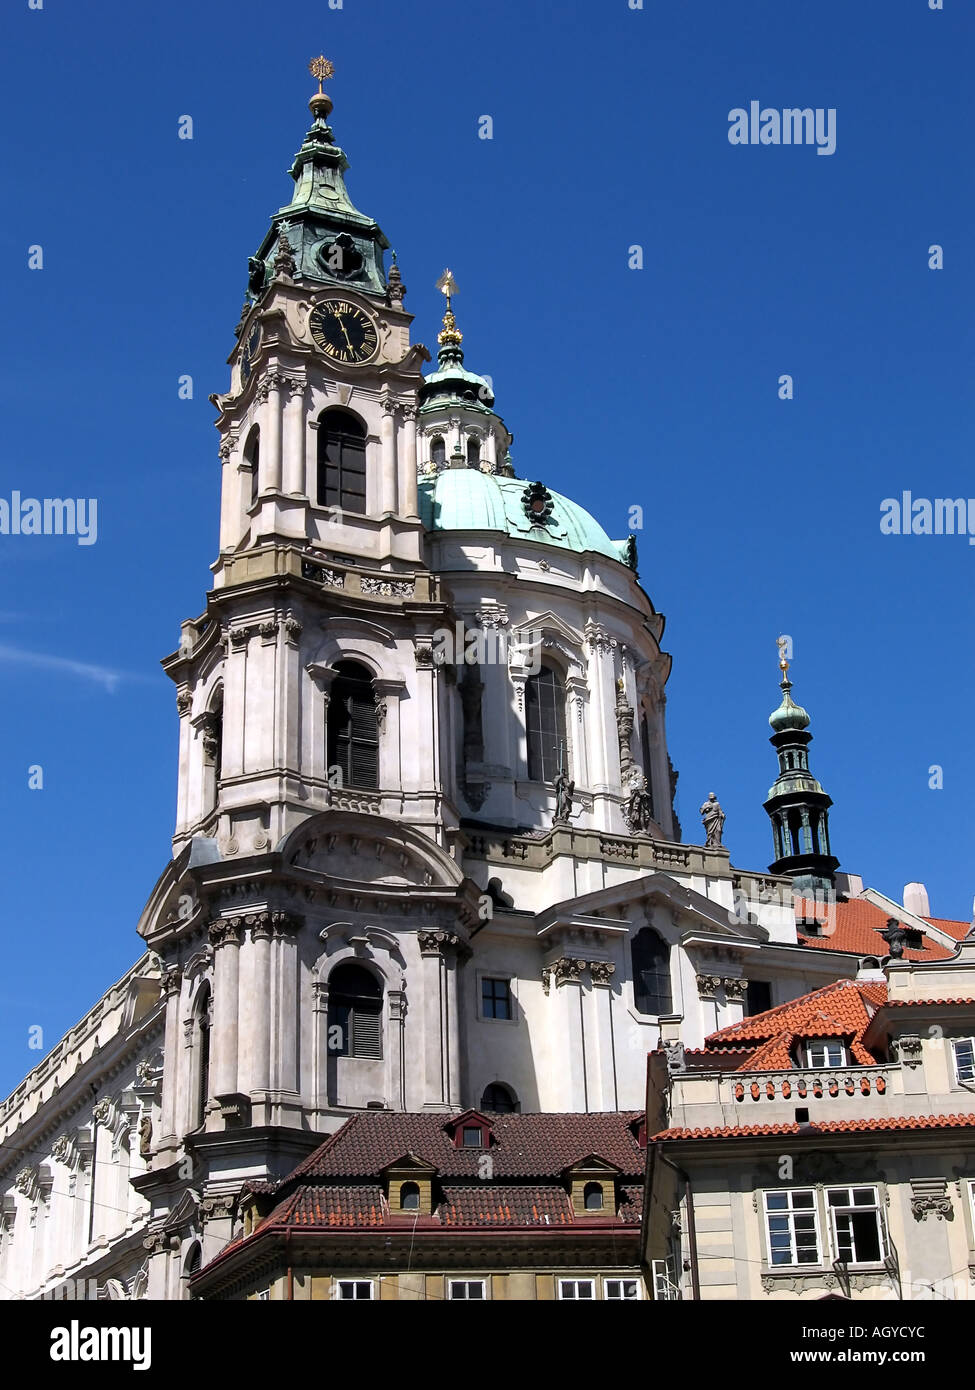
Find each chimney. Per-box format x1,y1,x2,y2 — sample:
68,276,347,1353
903,882,930,918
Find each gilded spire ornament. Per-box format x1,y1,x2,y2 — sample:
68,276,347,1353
435,269,463,348
308,54,335,118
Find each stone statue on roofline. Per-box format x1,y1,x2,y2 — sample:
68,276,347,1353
700,792,725,848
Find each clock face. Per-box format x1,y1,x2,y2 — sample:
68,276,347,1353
309,299,378,365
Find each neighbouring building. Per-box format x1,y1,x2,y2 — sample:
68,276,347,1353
644,931,975,1300
189,1110,646,1301
0,64,970,1301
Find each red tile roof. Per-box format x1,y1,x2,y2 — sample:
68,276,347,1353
235,1111,647,1240
882,997,975,1008
794,897,967,960
653,1113,975,1141
288,1110,645,1182
705,978,886,1068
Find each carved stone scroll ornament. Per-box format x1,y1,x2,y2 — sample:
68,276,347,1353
588,960,616,986
14,1167,36,1195
551,957,588,987
695,973,723,999
723,976,748,1003
418,930,461,958
895,1034,923,1069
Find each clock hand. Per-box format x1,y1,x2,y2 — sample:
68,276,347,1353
337,315,355,352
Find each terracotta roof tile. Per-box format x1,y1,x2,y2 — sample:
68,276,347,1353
707,978,883,1066
289,1111,645,1182
794,897,964,960
653,1113,975,1141
882,997,975,1008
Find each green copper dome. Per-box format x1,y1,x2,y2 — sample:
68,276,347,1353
769,680,810,733
418,468,633,566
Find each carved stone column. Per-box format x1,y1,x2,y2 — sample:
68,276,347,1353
207,919,242,1110
388,989,408,1111
262,375,283,491
401,403,419,519
281,378,306,495
271,912,302,1114
544,957,589,1110
380,392,397,515
249,915,274,1107
586,960,619,1112
418,931,462,1110
158,966,183,1142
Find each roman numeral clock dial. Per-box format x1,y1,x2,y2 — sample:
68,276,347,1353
309,299,379,365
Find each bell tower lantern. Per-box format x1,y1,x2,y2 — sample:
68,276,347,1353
210,57,431,574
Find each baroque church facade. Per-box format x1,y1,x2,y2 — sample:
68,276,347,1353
0,72,947,1301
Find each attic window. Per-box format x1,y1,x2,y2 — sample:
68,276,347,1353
400,1182,420,1211
462,1126,484,1149
803,1040,847,1068
583,1182,604,1211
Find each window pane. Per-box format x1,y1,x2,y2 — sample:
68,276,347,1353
526,666,567,782
482,978,512,1020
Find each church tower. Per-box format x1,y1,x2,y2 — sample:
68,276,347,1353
135,61,690,1295
763,642,839,896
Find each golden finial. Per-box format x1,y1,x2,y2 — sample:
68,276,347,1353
308,55,335,119
309,55,335,93
776,634,790,680
435,269,463,348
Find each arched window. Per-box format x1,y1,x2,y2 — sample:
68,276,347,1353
584,1182,604,1211
480,1082,519,1114
639,711,655,815
327,661,379,789
400,1182,420,1211
317,409,367,513
467,436,481,468
194,985,211,1126
327,964,382,1059
525,663,567,782
631,929,672,1016
430,435,446,468
243,425,260,507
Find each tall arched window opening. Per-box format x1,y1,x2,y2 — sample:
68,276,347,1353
194,985,211,1126
525,664,567,782
467,436,481,468
631,929,672,1016
243,425,260,507
317,409,367,513
326,661,379,789
328,964,383,1059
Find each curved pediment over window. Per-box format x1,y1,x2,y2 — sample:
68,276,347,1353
279,809,466,891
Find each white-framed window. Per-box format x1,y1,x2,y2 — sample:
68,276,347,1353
256,1288,271,1301
762,1186,887,1269
448,1279,487,1301
803,1039,847,1068
558,1278,595,1300
604,1277,642,1300
952,1038,975,1084
335,1279,374,1301
968,1180,975,1234
764,1189,822,1266
826,1186,887,1265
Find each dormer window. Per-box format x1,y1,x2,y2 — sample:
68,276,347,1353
447,1110,495,1149
583,1182,604,1211
399,1182,420,1211
804,1040,847,1068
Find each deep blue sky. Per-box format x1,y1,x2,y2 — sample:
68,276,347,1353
0,0,971,1097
